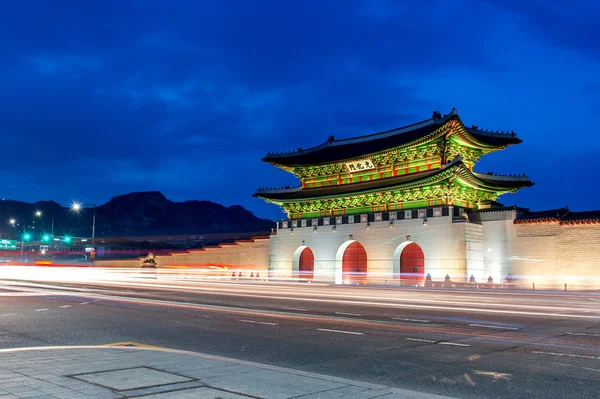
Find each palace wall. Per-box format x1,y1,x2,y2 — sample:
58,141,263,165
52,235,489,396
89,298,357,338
510,223,600,288
94,238,270,275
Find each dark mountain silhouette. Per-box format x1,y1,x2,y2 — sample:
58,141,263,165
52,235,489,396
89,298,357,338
0,191,274,239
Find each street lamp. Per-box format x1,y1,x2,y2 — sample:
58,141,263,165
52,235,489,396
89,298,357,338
9,218,16,225
21,232,31,262
71,201,96,251
35,210,42,217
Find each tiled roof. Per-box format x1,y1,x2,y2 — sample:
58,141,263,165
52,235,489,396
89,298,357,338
514,207,570,223
561,210,600,224
513,207,600,224
263,109,522,166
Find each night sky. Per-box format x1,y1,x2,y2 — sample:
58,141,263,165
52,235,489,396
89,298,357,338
1,1,598,221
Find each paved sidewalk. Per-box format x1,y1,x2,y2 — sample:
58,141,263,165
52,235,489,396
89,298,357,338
0,344,453,399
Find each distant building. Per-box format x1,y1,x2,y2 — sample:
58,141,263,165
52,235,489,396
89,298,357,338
255,109,599,288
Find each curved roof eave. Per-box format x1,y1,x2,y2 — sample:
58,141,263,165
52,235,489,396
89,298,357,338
263,110,523,167
254,160,532,202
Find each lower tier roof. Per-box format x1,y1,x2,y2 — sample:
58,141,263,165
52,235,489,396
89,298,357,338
254,159,533,202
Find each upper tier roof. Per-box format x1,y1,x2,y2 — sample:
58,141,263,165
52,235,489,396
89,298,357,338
263,108,522,166
254,158,533,202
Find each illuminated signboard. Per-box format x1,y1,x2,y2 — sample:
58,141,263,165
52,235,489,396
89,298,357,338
345,159,375,173
0,239,17,250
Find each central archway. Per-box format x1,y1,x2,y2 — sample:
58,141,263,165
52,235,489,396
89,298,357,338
298,247,314,280
342,241,367,285
400,242,425,284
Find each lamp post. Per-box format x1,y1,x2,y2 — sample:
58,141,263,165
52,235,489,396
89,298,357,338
71,202,96,261
21,232,31,262
8,219,16,240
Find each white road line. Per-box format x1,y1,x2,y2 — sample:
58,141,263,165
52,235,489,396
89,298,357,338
335,312,362,317
280,307,308,311
532,351,600,360
438,342,470,347
317,328,364,335
35,309,49,312
394,318,430,323
59,305,72,308
0,314,16,317
406,338,436,343
239,320,279,326
469,324,519,330
567,332,600,337
80,302,90,305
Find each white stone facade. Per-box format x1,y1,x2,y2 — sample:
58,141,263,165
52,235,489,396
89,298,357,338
269,207,600,289
269,206,486,284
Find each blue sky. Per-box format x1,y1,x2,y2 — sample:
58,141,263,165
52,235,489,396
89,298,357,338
1,0,598,221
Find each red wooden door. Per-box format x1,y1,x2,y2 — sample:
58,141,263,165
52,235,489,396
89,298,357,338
299,247,314,279
342,242,367,284
400,243,424,284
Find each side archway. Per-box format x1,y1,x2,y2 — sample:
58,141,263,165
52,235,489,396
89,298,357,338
393,241,425,285
292,245,314,280
299,247,314,279
335,240,367,285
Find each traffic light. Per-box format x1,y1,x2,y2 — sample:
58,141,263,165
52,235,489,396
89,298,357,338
23,233,31,241
64,236,71,243
42,234,50,242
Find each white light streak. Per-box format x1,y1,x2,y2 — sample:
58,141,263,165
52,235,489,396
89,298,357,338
317,328,363,335
239,320,279,326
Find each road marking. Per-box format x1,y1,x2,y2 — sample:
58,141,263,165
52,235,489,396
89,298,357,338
35,309,49,312
567,332,600,337
557,363,600,373
59,305,72,308
406,338,436,343
335,312,362,317
469,324,519,330
280,307,308,311
317,328,363,335
80,302,90,305
239,320,279,326
532,351,600,360
394,318,430,323
0,313,16,317
103,341,165,349
438,342,470,347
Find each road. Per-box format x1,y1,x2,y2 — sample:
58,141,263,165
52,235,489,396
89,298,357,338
1,267,600,398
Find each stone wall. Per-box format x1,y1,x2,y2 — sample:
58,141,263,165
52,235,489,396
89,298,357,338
510,222,600,288
94,238,270,275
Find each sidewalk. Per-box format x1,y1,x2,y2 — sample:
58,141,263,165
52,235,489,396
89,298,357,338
0,344,452,399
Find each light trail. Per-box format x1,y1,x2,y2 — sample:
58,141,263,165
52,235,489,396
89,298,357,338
3,279,600,324
317,328,363,335
2,267,600,328
2,268,597,317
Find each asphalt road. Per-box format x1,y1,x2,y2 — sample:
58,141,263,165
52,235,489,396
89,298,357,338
1,268,600,398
